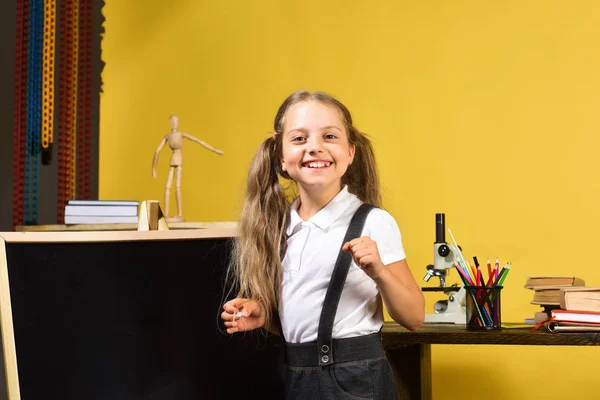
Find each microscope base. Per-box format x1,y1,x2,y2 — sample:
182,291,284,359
424,311,466,324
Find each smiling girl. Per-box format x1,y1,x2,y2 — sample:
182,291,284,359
222,90,424,399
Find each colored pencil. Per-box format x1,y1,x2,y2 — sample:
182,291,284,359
498,262,511,286
495,257,499,281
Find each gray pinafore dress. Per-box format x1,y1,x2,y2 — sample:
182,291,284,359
283,204,399,399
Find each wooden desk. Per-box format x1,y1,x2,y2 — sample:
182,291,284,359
381,321,600,400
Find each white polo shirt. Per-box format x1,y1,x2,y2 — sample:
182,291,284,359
279,186,406,343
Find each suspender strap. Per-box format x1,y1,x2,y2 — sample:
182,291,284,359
316,203,375,366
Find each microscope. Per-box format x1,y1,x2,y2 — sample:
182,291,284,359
422,213,466,324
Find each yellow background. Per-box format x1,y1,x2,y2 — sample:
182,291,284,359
100,1,600,399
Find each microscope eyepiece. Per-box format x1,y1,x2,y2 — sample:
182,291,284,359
435,213,445,243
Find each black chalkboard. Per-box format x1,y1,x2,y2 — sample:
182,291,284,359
0,235,283,400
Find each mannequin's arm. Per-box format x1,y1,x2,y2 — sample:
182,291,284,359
183,133,224,155
152,137,168,178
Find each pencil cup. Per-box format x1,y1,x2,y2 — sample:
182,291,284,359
465,286,502,330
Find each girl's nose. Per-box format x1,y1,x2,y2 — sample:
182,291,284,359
307,136,324,153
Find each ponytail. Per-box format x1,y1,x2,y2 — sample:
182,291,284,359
227,135,289,329
343,130,381,207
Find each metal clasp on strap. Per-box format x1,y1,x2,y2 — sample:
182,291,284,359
318,342,332,365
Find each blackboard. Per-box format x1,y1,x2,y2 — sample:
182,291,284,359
0,230,283,400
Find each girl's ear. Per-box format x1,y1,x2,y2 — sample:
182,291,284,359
348,144,356,165
281,160,287,172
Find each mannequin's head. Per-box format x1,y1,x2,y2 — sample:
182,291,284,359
169,115,179,131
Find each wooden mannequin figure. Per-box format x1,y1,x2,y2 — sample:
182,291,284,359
152,115,224,222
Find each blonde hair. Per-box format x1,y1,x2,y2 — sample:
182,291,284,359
227,90,381,330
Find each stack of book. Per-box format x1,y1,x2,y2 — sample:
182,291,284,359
546,287,600,333
525,276,585,323
525,276,600,333
64,200,140,225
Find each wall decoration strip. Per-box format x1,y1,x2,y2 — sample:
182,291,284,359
12,0,29,229
41,0,56,165
24,0,43,224
77,0,93,200
57,0,78,223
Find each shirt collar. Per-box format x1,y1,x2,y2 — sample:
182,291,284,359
286,186,353,236
287,198,304,236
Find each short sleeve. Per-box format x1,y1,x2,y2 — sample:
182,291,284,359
363,208,406,266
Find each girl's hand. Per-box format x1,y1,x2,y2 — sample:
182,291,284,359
221,298,266,334
342,236,385,279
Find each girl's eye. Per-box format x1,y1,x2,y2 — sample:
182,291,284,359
292,136,306,142
324,133,337,140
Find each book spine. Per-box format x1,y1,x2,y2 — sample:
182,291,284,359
65,205,138,216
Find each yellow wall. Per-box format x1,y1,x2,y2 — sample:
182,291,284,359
100,1,600,399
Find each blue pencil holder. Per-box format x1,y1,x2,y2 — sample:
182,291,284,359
465,286,502,330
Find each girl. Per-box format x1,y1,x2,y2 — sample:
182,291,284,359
222,90,425,399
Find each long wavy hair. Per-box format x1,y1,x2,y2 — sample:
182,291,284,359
226,90,381,330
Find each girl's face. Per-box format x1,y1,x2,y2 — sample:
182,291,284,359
280,100,355,198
